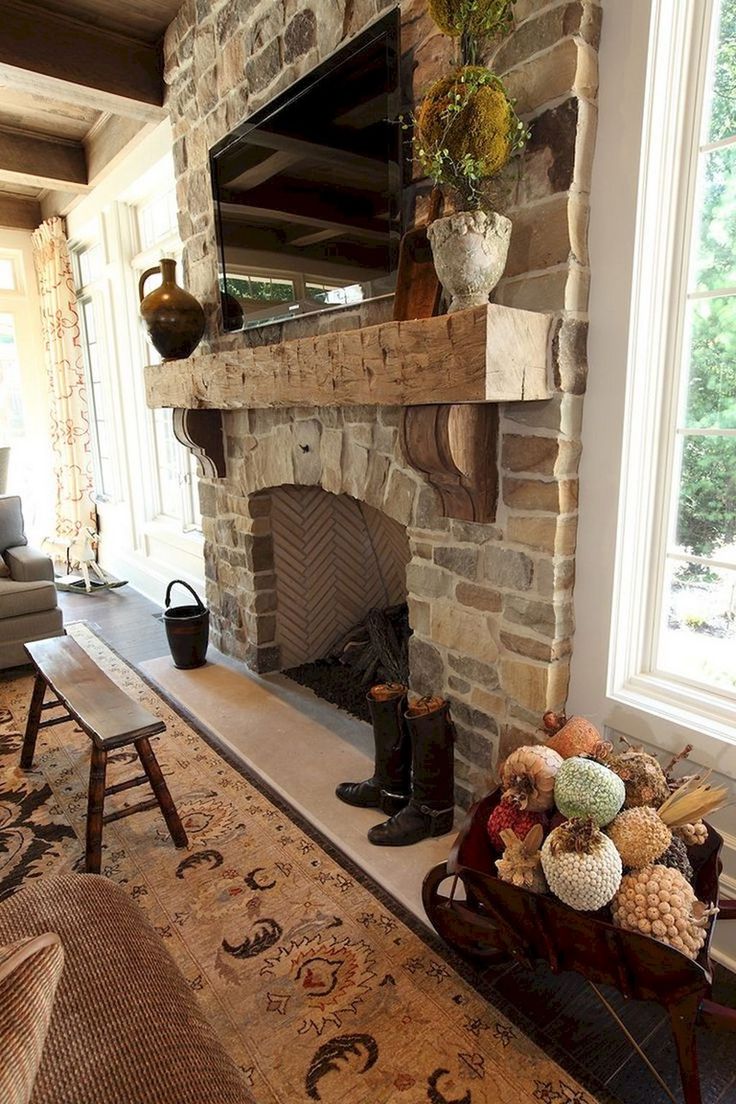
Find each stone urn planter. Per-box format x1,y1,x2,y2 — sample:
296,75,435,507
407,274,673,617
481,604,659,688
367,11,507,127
428,210,512,313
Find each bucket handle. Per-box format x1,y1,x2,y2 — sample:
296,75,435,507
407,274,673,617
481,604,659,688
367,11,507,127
165,579,205,610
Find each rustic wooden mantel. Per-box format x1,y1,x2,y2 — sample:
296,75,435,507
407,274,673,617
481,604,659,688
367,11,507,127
145,303,553,523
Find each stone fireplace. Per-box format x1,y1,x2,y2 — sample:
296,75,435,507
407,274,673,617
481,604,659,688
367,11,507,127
160,0,601,807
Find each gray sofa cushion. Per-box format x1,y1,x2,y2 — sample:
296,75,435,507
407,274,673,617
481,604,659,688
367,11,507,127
0,580,58,620
0,610,64,669
0,497,27,554
5,546,55,583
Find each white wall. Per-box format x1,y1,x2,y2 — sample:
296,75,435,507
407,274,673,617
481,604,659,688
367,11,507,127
573,0,736,968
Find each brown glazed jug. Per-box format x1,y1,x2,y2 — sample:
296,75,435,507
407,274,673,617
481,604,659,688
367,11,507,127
139,258,205,360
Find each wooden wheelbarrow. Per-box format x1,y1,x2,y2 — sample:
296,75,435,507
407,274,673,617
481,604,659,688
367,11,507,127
423,789,736,1104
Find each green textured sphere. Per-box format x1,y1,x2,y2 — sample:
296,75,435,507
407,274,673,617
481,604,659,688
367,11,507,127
554,758,626,827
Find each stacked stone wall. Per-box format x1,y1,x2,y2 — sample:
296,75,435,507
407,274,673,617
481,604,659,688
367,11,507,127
164,0,601,806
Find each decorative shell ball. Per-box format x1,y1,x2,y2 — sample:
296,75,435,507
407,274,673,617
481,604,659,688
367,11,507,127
500,745,563,812
606,807,672,869
554,757,626,827
612,865,711,959
487,802,547,852
495,824,547,893
607,748,669,809
544,713,602,760
660,835,694,883
675,820,709,847
541,817,623,911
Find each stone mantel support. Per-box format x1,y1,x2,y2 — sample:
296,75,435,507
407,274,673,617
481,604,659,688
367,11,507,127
148,303,553,523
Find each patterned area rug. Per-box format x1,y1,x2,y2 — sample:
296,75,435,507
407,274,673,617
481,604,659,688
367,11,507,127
0,624,599,1104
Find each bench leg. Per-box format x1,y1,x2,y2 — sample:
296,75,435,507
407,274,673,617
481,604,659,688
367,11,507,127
86,746,108,874
135,737,188,849
20,673,47,769
669,995,703,1104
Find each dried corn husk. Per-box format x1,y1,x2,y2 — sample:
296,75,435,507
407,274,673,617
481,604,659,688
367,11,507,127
658,772,729,828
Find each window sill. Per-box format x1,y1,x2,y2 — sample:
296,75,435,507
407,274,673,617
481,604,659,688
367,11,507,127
144,517,204,556
607,674,736,777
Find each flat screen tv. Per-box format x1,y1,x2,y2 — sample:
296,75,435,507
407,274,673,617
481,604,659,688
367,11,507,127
210,8,402,332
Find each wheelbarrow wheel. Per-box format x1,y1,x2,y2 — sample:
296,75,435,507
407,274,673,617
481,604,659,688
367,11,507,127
422,862,509,964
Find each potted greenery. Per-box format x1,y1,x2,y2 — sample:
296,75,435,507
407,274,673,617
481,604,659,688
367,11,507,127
414,0,527,312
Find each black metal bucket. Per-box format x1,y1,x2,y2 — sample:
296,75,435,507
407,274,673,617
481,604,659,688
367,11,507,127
163,580,209,669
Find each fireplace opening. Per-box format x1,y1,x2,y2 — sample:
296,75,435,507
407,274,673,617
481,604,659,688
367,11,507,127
266,485,411,721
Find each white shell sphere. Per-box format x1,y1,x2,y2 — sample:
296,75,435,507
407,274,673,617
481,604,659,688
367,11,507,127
541,831,623,911
554,757,626,827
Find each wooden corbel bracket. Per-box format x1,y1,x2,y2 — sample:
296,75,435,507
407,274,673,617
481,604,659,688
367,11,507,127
172,408,226,478
401,403,498,524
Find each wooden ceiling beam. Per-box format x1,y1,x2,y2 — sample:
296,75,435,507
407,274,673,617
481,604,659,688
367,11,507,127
0,127,88,192
0,194,42,230
85,115,150,185
0,1,165,122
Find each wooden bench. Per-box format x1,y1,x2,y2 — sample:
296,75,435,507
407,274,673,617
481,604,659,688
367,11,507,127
21,636,188,874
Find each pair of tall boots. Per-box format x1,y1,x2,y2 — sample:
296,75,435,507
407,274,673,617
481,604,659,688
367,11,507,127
336,683,455,846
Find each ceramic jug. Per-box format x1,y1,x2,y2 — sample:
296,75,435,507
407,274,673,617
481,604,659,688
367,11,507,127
139,258,205,360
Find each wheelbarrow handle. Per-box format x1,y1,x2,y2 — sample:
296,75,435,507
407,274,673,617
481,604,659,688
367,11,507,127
165,579,205,610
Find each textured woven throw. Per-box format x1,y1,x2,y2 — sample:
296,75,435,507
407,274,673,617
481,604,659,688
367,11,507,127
0,933,64,1104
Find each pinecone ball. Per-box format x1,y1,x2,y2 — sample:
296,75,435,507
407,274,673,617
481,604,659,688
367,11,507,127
554,757,626,827
487,802,548,852
541,817,622,911
606,807,672,869
500,745,563,812
660,835,694,883
606,748,669,809
612,865,711,959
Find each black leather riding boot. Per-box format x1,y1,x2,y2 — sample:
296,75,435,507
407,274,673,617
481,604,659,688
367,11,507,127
335,684,411,815
368,696,455,846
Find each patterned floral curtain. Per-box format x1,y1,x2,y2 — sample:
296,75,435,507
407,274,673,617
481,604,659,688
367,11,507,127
31,218,96,539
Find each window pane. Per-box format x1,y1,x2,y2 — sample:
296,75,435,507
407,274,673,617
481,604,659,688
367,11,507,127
691,147,736,291
705,0,736,143
78,296,112,498
78,245,102,287
673,434,736,558
153,409,183,520
659,559,736,692
137,190,177,250
683,296,736,429
82,300,96,342
0,258,15,291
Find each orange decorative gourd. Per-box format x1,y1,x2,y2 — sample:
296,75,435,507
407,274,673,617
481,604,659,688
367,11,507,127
544,712,602,760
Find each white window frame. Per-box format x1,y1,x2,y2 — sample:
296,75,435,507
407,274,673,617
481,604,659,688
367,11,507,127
129,205,201,534
608,1,736,741
571,0,736,778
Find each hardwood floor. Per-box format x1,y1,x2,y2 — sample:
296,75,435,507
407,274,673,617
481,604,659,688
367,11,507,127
57,583,167,664
24,586,736,1102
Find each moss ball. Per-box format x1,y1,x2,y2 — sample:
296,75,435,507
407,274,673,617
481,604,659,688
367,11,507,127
554,757,626,827
428,0,515,37
416,67,516,180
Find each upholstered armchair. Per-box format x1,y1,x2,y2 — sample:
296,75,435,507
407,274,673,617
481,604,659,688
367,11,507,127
0,496,63,669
